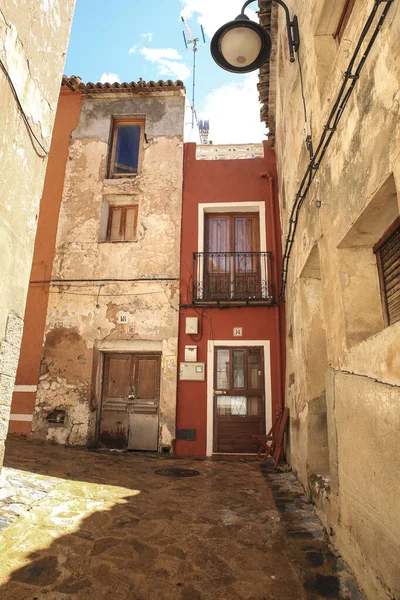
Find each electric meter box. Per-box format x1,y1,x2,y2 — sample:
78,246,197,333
185,317,198,334
179,362,205,381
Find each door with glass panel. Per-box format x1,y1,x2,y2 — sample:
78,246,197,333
205,213,260,301
213,347,265,453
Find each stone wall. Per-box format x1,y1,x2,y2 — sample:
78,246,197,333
0,1,75,468
30,90,185,451
270,0,400,597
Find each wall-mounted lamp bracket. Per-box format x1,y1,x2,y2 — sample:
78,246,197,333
210,0,300,72
241,0,299,62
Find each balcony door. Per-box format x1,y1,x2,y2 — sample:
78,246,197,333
205,213,260,301
213,346,265,453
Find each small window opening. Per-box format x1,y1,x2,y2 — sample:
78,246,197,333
333,0,356,42
374,218,400,327
107,205,138,242
109,120,144,178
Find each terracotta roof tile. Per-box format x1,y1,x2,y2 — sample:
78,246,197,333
258,0,276,141
62,75,185,92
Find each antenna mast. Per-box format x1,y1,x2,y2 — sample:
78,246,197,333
181,16,206,129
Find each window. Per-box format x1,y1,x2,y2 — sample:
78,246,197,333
205,212,260,300
337,173,399,345
333,0,356,43
314,0,357,94
109,119,144,178
107,205,138,242
206,213,260,254
374,218,400,326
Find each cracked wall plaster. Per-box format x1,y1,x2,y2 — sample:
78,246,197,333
0,1,75,470
33,91,184,449
272,1,400,597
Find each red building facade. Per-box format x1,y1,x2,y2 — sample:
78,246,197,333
176,142,285,457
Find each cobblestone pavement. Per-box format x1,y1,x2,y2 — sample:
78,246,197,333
0,437,365,600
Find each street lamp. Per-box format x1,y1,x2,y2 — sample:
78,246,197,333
210,0,300,73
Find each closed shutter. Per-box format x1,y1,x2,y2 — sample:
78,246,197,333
375,221,400,326
107,205,138,241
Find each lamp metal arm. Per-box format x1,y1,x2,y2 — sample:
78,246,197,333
240,0,299,62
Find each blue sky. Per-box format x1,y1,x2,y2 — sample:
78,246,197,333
65,0,267,144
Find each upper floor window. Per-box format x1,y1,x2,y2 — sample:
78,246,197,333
333,0,356,43
109,119,144,178
206,213,260,254
202,213,264,301
314,0,357,94
107,205,138,242
374,218,400,326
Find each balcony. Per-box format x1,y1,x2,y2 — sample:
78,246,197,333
192,252,274,305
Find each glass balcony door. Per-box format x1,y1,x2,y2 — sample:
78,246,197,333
205,213,260,300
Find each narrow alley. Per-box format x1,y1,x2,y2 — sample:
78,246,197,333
0,438,364,600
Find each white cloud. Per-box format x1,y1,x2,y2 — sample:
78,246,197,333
140,47,190,81
141,32,153,42
157,59,191,80
99,72,120,84
140,47,182,62
179,0,256,37
196,72,267,144
128,44,137,54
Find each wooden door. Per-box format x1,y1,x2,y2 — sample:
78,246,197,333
205,213,260,300
99,353,160,450
128,355,161,451
213,347,265,453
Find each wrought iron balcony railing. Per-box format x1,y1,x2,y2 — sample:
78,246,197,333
192,252,274,304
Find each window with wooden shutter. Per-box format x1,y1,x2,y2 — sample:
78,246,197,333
374,218,400,326
107,205,138,242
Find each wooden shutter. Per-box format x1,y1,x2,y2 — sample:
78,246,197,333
124,207,137,241
109,208,123,241
374,219,400,326
107,206,138,241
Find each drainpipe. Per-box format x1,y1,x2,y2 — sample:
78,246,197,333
264,170,285,414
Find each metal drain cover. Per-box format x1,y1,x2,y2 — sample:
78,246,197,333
155,468,200,478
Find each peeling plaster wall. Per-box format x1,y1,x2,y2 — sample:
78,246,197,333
0,2,75,468
32,91,184,452
272,0,400,597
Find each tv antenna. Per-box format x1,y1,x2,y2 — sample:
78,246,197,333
181,16,206,129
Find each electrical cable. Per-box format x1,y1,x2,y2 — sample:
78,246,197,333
0,59,49,158
48,289,171,298
297,44,314,160
30,277,179,284
279,0,393,302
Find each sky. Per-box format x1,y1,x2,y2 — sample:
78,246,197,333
64,0,268,144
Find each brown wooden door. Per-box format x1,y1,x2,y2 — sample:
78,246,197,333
205,213,260,300
99,353,160,450
213,347,265,453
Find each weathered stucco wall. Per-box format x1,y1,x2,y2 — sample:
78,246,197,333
0,1,75,468
271,0,400,597
31,90,185,452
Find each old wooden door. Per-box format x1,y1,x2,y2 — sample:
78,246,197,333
213,347,265,453
99,353,161,450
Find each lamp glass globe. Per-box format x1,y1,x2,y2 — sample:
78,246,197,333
220,26,262,68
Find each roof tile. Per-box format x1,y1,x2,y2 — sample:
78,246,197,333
62,75,185,92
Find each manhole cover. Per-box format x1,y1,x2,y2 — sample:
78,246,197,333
155,468,200,478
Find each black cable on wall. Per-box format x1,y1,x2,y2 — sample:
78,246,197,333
280,0,394,301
